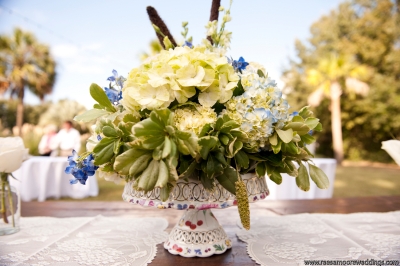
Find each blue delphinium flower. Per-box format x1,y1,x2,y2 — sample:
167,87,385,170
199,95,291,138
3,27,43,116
104,87,120,103
65,151,98,185
107,69,118,82
105,70,124,104
183,41,193,48
231,57,249,73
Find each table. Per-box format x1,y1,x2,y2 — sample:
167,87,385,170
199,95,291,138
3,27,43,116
266,158,337,200
19,196,400,266
10,156,98,202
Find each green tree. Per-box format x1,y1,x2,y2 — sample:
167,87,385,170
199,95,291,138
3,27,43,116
39,99,89,133
0,28,56,136
283,0,400,163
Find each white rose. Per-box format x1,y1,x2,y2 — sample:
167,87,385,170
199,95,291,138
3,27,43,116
0,137,29,173
382,140,400,166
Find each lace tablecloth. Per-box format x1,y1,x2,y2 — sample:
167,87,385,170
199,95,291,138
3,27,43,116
0,215,168,266
237,211,400,265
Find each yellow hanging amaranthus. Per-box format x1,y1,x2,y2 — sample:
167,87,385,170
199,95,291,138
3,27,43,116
235,180,250,230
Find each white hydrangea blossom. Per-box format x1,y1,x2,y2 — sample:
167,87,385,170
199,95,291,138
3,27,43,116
122,46,239,110
221,64,290,149
173,104,217,136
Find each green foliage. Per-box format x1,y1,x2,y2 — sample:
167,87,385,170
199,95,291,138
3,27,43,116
283,0,400,162
0,100,50,133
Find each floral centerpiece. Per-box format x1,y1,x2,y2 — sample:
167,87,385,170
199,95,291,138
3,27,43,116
67,0,329,257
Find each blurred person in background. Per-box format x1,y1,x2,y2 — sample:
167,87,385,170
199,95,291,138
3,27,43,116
54,121,81,157
38,124,58,156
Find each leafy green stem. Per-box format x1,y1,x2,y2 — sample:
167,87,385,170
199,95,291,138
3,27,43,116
1,173,8,224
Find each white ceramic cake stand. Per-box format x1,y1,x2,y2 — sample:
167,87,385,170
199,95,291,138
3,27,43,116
122,173,269,257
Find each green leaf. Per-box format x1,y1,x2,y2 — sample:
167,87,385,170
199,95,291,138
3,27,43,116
162,137,171,159
298,106,313,119
266,152,284,167
257,69,265,78
292,115,305,123
271,140,282,154
114,149,152,176
283,122,310,135
74,109,109,122
235,150,249,169
282,142,299,154
305,118,320,130
200,172,215,190
232,79,245,96
103,126,119,138
227,138,243,158
152,144,164,160
300,134,316,145
198,136,219,160
276,129,293,143
214,151,228,166
198,123,212,137
175,130,191,140
155,160,169,188
220,120,240,133
215,166,238,195
93,137,116,165
150,109,171,127
138,159,160,192
93,103,103,109
230,130,248,142
141,135,166,150
269,133,278,146
219,134,230,145
113,139,121,154
133,119,164,137
90,83,116,112
296,163,310,191
179,160,197,179
270,171,282,185
309,164,330,189
206,155,224,178
314,122,323,132
123,113,140,123
256,162,267,177
160,183,173,202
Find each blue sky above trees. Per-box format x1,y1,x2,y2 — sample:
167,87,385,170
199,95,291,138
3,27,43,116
0,0,342,109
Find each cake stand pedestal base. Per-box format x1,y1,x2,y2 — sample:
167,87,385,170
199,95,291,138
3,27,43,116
164,208,232,257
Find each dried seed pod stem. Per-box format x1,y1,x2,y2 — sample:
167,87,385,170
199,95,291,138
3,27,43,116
146,6,177,49
207,0,221,45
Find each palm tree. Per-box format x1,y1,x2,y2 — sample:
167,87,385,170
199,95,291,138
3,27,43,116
0,28,56,136
306,53,369,164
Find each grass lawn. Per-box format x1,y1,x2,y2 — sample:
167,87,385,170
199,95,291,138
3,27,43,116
333,166,400,198
52,165,400,201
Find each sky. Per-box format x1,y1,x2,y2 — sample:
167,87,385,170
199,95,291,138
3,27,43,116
0,0,343,109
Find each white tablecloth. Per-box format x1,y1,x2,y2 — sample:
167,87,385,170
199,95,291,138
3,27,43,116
266,158,337,200
237,211,400,265
10,157,99,202
0,215,168,266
